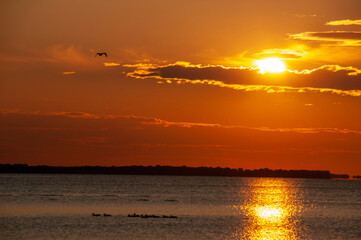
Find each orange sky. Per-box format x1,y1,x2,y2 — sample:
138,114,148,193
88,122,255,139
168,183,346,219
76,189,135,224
1,0,361,175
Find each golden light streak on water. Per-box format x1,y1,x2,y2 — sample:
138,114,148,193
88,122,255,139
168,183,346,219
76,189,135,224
233,178,302,239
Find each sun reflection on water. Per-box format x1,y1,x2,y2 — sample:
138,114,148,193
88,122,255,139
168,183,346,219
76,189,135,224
254,205,284,222
234,178,302,240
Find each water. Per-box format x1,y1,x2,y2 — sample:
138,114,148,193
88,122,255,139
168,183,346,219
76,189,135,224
0,174,360,239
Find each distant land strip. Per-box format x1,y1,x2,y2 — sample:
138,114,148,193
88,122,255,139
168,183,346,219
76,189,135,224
0,164,353,179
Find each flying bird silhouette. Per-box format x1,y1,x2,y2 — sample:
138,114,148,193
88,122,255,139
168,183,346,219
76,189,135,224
95,52,107,57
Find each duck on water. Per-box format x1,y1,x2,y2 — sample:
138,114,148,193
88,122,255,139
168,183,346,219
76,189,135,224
127,213,178,218
92,213,112,217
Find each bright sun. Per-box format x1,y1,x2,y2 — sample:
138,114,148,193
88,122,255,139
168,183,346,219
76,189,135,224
255,57,286,73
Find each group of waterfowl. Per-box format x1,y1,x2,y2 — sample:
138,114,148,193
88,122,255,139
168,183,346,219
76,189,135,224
92,212,178,218
128,213,178,218
92,213,112,217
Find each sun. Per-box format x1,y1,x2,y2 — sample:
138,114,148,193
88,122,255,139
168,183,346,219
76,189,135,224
255,57,286,74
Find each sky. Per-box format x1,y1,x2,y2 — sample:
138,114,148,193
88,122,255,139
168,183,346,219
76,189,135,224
1,0,361,175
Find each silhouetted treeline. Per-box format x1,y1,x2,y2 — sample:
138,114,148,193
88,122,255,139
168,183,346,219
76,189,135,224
0,164,350,179
353,175,361,179
331,174,351,179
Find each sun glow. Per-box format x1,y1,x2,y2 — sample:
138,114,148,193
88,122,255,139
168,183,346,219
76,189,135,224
256,57,286,73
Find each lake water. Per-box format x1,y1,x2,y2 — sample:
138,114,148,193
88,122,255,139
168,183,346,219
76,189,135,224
0,174,360,239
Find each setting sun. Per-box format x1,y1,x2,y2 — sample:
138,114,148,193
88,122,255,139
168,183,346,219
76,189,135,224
256,57,286,73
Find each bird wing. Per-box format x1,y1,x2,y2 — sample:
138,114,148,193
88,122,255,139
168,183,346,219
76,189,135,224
95,52,107,57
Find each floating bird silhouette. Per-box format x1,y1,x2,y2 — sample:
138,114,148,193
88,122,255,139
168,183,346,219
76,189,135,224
128,213,140,217
95,52,107,57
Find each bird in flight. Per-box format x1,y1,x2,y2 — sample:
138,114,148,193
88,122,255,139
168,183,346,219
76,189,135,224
95,52,107,57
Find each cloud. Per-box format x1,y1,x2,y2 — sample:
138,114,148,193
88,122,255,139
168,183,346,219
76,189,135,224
0,45,103,70
44,45,94,66
62,71,76,75
292,64,361,76
308,32,361,40
2,109,361,135
254,49,306,59
289,31,361,46
141,118,221,128
143,117,361,135
104,62,121,67
326,19,361,26
291,13,318,18
247,126,361,135
0,109,104,119
1,109,361,152
123,62,361,96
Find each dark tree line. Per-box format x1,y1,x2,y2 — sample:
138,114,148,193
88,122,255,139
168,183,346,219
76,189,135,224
0,164,350,179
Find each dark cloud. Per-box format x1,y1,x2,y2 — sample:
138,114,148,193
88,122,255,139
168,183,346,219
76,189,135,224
126,63,361,93
147,65,256,85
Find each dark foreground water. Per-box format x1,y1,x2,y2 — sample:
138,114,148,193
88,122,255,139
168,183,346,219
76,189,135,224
0,174,360,239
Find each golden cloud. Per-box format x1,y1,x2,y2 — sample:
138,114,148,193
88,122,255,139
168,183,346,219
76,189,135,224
289,31,361,46
292,65,361,76
254,48,306,59
62,71,76,75
103,62,121,67
326,19,361,26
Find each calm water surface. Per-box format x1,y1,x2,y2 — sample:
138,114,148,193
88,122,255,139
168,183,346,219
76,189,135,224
0,174,360,239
